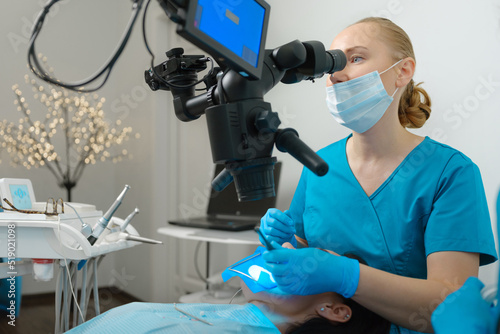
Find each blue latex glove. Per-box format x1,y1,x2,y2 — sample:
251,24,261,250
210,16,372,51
259,209,297,247
262,242,360,298
431,277,498,334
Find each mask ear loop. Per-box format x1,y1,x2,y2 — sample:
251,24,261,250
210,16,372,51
380,59,404,98
379,59,404,75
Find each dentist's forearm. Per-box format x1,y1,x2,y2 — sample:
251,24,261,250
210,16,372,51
351,251,479,333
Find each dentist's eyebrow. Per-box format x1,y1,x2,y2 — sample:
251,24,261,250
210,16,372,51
344,46,369,54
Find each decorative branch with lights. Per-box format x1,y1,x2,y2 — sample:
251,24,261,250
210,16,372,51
0,64,140,201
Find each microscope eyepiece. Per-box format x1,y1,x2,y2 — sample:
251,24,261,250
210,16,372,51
325,49,347,74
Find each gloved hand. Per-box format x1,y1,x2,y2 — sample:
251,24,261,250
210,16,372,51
431,277,498,334
259,209,297,247
262,242,360,298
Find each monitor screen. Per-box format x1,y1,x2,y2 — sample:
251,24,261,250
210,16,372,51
179,0,270,80
9,184,33,210
0,178,35,211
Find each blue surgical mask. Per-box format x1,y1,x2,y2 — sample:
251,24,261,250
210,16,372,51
326,60,403,133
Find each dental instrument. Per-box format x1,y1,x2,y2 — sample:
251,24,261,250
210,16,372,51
255,227,275,250
120,207,139,232
105,231,163,245
87,185,130,245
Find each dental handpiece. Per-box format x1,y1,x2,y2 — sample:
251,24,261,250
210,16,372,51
124,234,163,245
87,185,130,245
105,232,163,245
120,207,139,232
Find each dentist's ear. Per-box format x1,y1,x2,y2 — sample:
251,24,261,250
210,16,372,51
396,57,415,88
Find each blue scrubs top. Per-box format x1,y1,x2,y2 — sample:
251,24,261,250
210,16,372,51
289,135,497,333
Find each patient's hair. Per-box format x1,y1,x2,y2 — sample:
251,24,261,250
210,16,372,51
286,254,391,334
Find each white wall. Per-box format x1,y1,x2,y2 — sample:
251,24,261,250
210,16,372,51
1,0,499,303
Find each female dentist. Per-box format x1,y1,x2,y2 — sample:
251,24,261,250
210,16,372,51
260,17,497,334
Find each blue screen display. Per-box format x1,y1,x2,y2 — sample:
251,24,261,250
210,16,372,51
9,184,32,210
195,0,265,68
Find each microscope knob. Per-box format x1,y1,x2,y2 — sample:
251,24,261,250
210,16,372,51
255,110,281,133
166,48,184,58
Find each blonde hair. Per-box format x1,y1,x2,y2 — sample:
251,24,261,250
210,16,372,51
354,17,431,128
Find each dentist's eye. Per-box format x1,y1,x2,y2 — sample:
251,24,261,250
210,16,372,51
351,56,364,63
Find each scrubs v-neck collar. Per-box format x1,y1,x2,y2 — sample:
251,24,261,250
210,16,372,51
342,133,430,200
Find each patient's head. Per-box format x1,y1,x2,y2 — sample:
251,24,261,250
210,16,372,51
285,293,391,334
241,253,390,334
244,288,389,333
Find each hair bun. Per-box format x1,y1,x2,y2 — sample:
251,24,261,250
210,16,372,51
399,80,431,128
